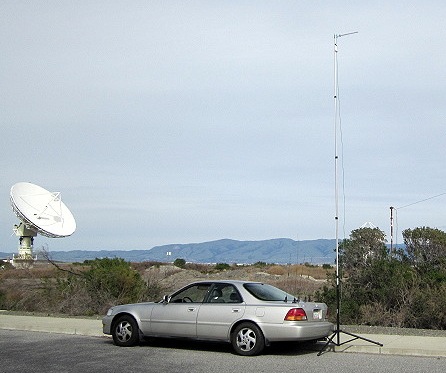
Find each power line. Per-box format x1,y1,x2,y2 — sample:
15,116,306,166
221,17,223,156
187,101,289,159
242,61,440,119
390,192,446,250
396,192,446,210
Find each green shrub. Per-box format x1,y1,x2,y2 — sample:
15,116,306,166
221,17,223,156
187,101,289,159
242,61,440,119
214,263,230,271
42,257,149,315
173,258,186,268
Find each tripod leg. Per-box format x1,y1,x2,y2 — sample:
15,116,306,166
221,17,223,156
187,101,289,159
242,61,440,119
340,330,383,347
317,330,338,356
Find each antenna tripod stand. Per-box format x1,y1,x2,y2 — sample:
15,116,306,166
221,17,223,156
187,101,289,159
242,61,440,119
317,268,383,355
318,33,382,355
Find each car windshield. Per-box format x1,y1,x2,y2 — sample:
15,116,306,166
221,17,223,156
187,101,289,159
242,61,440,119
244,283,298,302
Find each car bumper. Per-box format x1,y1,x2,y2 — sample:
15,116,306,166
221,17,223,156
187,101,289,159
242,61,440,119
260,321,334,342
102,316,113,335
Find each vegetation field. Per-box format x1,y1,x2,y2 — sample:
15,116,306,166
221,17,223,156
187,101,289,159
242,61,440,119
1,226,445,330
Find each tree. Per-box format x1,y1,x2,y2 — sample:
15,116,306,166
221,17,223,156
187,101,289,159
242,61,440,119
320,227,388,324
318,226,427,327
403,227,446,271
339,226,388,274
401,227,446,329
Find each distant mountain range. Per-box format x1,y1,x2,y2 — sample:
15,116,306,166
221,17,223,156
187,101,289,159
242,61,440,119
1,238,336,265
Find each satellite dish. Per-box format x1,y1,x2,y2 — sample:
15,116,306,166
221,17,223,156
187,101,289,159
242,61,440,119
9,182,76,267
11,182,76,237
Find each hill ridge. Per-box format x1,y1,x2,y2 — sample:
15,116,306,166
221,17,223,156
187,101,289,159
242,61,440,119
1,238,336,265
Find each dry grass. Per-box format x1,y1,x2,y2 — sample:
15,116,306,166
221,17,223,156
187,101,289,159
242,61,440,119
0,264,59,279
0,262,333,315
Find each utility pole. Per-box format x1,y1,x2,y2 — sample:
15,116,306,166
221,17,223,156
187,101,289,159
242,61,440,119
390,206,394,253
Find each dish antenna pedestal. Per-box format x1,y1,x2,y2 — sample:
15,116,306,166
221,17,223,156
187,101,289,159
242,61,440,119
10,182,76,268
12,223,38,266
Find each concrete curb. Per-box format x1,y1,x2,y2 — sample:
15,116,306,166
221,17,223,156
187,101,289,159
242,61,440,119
325,332,446,358
1,314,445,357
0,314,103,337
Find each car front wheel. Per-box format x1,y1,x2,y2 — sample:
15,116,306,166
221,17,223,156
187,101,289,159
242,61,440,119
231,322,265,356
112,315,140,347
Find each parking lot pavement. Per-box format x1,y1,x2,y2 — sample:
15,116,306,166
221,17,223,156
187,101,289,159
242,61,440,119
0,312,445,358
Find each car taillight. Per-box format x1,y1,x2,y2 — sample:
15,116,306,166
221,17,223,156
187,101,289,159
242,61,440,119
284,308,307,321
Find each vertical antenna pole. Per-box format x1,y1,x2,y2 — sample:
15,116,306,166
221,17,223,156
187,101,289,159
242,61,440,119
319,31,382,356
333,33,341,346
333,31,358,346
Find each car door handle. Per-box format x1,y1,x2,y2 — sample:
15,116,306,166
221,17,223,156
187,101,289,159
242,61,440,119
232,308,241,313
188,307,196,312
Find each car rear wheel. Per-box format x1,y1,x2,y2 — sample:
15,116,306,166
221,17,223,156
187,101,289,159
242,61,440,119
231,322,265,356
112,315,140,347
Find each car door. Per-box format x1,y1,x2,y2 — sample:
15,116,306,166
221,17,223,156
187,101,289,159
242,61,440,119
196,284,245,340
150,283,211,337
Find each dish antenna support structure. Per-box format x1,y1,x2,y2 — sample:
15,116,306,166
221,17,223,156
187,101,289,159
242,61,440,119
10,182,76,267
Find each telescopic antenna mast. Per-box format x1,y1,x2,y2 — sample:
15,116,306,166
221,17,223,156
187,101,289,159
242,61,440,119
319,32,383,355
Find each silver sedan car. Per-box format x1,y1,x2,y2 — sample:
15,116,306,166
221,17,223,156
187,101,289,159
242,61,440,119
102,280,333,356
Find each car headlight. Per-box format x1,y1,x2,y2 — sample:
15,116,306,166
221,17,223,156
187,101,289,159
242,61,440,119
106,308,114,316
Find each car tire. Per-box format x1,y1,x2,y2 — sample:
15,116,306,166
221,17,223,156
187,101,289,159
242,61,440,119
231,322,265,356
112,315,140,347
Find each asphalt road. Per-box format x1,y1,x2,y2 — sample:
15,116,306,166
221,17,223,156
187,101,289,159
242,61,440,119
1,329,445,373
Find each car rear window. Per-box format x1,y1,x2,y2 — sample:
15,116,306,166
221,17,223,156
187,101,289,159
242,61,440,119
243,283,296,302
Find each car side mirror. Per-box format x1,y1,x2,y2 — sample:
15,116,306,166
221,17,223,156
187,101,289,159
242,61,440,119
162,295,170,303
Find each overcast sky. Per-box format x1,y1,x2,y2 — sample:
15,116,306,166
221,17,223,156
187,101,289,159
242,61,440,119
1,1,445,252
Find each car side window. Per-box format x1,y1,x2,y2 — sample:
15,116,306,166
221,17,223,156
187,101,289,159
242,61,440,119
170,284,211,303
243,283,293,301
206,284,242,303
